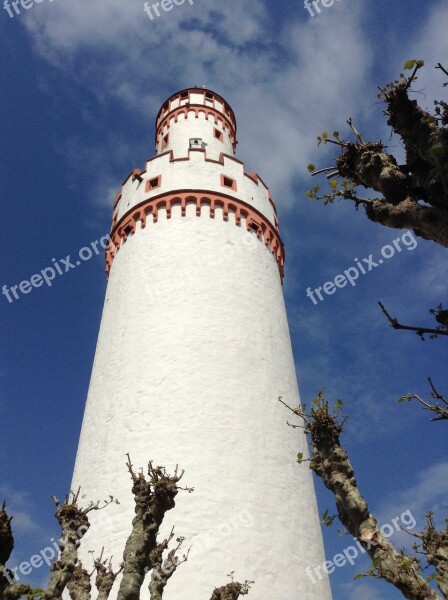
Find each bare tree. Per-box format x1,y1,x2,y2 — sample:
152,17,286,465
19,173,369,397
307,60,448,247
280,392,448,600
296,62,448,598
0,459,252,600
307,60,448,336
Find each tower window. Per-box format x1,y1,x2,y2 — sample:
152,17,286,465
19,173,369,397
214,128,223,142
162,133,169,149
189,138,206,149
146,176,162,192
221,175,237,191
180,91,189,98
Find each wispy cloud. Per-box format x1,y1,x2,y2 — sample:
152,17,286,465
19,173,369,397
377,461,448,532
19,0,373,210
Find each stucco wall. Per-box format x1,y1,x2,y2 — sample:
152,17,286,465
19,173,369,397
72,204,332,600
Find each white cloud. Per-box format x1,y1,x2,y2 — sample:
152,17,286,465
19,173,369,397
408,0,448,108
19,0,374,209
340,581,384,600
378,461,448,531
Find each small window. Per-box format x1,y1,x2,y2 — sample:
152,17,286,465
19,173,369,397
189,138,204,149
221,175,237,191
162,133,169,149
124,226,133,236
146,176,162,192
205,92,213,99
180,91,189,98
214,128,223,142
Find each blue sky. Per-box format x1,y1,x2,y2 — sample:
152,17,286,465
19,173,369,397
0,0,447,598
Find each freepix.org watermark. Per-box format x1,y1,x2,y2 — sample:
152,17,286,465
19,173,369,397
3,0,54,19
306,231,418,305
306,509,417,584
143,0,194,21
1,235,115,304
304,0,343,17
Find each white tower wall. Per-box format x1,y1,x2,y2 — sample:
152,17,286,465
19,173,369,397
72,88,332,600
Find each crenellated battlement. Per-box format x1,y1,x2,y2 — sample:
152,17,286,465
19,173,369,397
111,150,279,233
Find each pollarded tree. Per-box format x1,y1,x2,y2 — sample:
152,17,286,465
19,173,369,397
308,60,448,246
281,392,448,600
0,458,252,600
296,60,448,599
307,60,448,338
306,60,448,339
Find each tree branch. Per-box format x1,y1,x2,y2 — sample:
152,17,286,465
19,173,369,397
94,552,124,600
66,564,92,600
148,531,189,600
378,302,448,339
308,61,448,247
420,514,448,598
399,378,448,421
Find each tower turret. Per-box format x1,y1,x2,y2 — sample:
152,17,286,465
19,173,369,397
155,88,237,157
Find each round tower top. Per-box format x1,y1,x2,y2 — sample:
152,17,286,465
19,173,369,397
155,87,237,150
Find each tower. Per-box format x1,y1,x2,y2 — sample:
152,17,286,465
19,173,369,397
72,88,332,599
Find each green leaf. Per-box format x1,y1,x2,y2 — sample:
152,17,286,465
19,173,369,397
403,59,415,70
335,399,343,409
329,180,338,188
398,393,412,403
322,131,328,139
307,163,316,173
415,59,425,68
297,452,304,464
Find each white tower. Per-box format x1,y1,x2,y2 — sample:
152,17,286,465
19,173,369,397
72,88,332,600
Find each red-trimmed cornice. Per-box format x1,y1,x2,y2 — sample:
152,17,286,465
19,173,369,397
156,88,236,131
105,191,285,282
155,105,237,152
